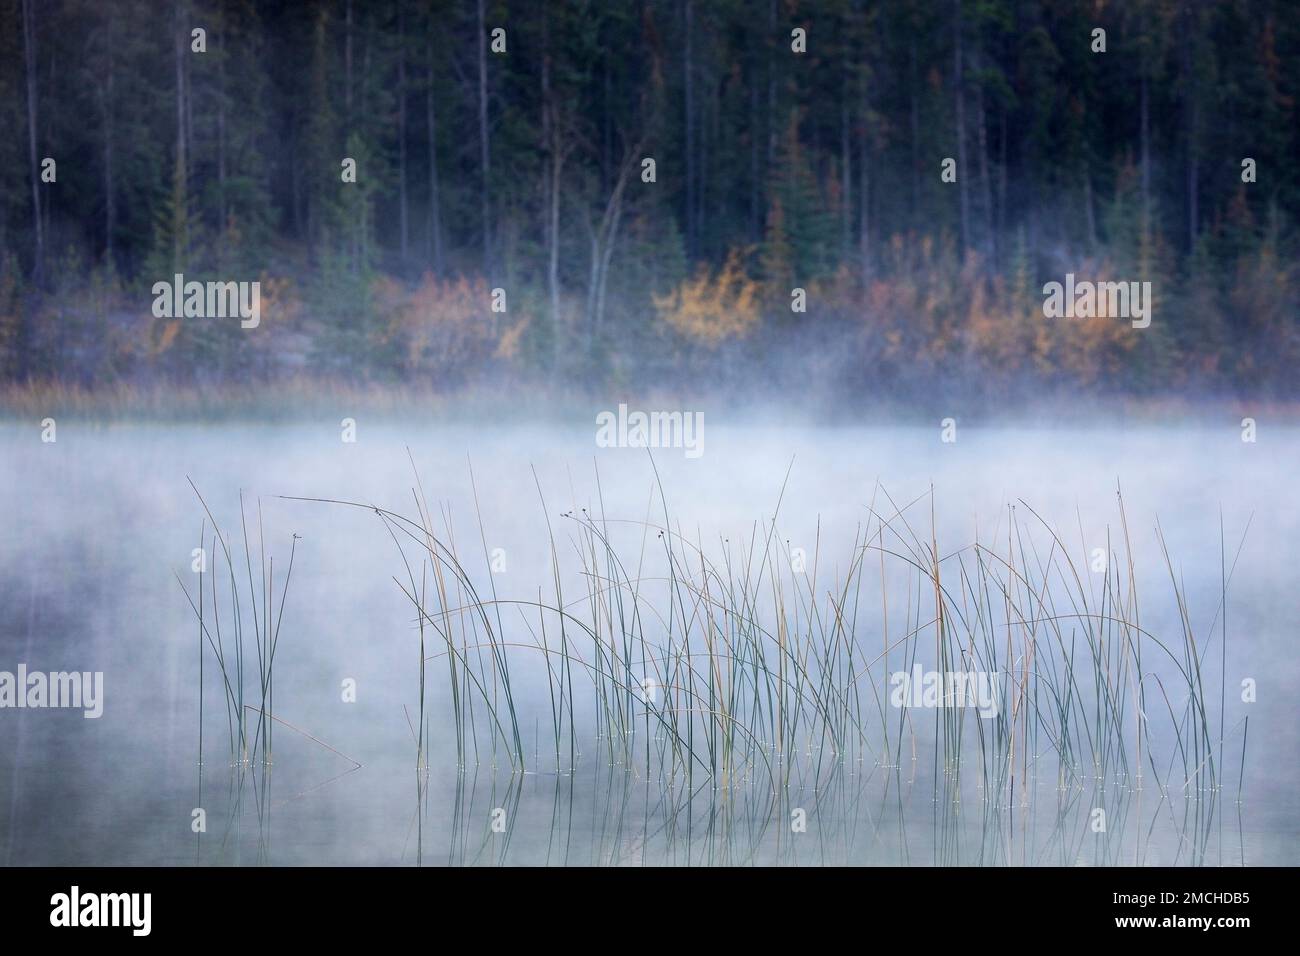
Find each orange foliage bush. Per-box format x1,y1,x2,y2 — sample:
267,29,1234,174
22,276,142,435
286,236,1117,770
379,274,515,377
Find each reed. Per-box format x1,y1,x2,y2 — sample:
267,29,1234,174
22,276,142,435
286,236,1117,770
278,455,1246,858
178,480,298,768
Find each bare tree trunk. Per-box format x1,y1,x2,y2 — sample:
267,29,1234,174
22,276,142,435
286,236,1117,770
954,0,969,255
185,12,194,186
766,0,776,176
1084,166,1097,251
749,84,760,239
1181,0,1198,251
841,98,852,257
698,65,710,254
101,8,116,266
976,53,993,261
859,69,871,288
426,37,443,275
549,151,565,347
1140,57,1150,246
172,2,187,272
998,106,1007,252
684,0,695,257
22,0,43,283
398,5,409,267
909,37,919,219
477,0,491,276
587,146,642,344
345,0,354,124
542,7,564,370
216,11,227,235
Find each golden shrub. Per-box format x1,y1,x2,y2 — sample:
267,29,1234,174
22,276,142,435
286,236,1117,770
653,248,760,346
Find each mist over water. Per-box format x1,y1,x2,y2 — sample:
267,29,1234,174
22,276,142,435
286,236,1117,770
1,420,1296,865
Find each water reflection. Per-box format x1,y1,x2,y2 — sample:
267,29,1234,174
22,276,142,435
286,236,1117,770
190,738,1245,867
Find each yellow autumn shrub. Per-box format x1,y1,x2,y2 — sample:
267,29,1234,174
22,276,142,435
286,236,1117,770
653,248,759,345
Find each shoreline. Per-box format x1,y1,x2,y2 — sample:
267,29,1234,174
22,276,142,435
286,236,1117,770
1,380,1296,428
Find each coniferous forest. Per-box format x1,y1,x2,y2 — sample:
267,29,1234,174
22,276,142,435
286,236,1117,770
0,0,1297,413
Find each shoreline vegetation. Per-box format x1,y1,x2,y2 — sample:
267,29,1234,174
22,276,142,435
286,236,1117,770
1,2,1296,422
1,378,1297,425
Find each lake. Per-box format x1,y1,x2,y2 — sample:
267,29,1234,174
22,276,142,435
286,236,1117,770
1,420,1296,865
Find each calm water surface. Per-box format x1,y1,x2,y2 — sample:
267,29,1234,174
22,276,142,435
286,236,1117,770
1,422,1296,865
